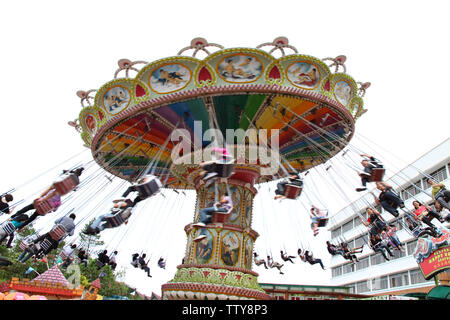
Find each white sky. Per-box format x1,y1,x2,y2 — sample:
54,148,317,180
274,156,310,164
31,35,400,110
0,0,449,296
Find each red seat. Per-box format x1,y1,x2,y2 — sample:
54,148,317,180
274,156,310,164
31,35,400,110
60,251,68,260
318,218,329,227
53,174,80,195
369,168,385,182
215,162,235,178
20,240,30,251
1,222,16,235
284,184,303,199
105,214,126,228
49,224,67,241
34,198,57,216
39,239,53,252
212,209,233,223
135,177,162,199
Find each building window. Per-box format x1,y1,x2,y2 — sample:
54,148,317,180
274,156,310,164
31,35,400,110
424,166,448,188
390,271,409,288
354,216,362,228
332,266,343,278
343,263,355,274
342,220,353,233
370,253,385,266
409,268,428,285
356,257,369,271
331,227,341,239
371,276,389,291
356,280,370,293
401,181,421,200
389,247,406,260
354,235,367,249
407,239,418,256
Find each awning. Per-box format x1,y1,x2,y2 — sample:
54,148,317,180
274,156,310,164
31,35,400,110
426,285,450,300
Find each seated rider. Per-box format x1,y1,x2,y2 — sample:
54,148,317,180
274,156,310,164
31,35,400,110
274,173,303,200
427,179,450,211
138,253,152,277
157,257,166,269
412,200,444,227
359,207,387,236
193,194,233,241
340,242,362,262
0,212,29,248
371,182,405,218
199,147,234,183
381,225,404,251
369,233,394,261
97,250,110,269
253,252,268,269
77,249,88,267
14,168,83,228
267,255,284,275
434,201,450,222
84,199,135,235
0,193,14,216
405,213,440,238
131,253,140,268
61,244,77,269
326,241,344,256
304,250,325,270
18,214,76,263
122,174,161,206
13,185,63,228
309,205,328,236
280,250,296,264
356,154,384,192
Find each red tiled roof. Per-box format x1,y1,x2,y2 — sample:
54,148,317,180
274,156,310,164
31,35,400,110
31,265,70,287
0,281,10,293
91,278,101,289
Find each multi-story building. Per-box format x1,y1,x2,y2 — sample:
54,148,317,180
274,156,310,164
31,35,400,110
260,283,370,300
328,139,450,296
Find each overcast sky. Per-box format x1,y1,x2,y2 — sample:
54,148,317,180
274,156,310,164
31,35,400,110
0,0,449,296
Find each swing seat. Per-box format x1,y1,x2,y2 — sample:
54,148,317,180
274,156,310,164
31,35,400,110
33,198,57,216
284,184,303,199
215,162,235,178
1,222,16,235
53,174,80,195
105,213,125,228
96,260,105,269
211,208,233,223
49,224,67,241
60,251,68,260
20,240,31,251
40,238,53,252
317,217,329,227
369,168,385,182
135,177,162,199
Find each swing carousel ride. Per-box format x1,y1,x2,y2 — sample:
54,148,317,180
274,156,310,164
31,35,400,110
73,37,370,300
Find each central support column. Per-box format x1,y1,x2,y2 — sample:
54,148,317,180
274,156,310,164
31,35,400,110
162,166,270,300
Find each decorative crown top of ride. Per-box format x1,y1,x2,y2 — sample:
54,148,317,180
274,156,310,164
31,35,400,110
73,37,370,184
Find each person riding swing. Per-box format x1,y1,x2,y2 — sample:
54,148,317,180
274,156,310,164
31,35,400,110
274,173,303,200
84,198,136,235
355,154,384,192
199,147,235,187
193,194,233,242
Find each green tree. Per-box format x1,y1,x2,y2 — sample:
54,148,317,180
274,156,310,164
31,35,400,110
78,219,104,255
